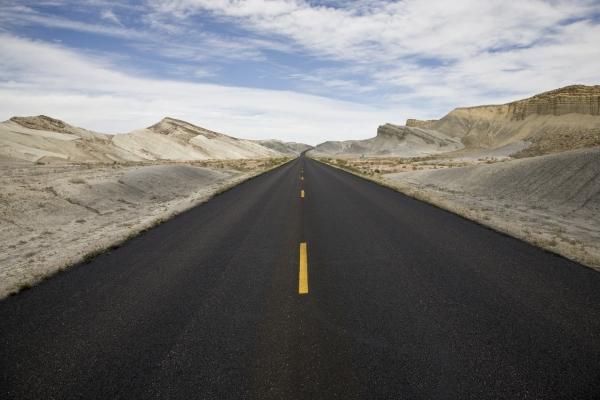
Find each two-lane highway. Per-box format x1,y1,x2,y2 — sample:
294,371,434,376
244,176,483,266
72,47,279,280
1,156,600,399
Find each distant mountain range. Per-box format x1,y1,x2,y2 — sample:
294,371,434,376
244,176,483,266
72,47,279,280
2,85,598,164
310,85,600,158
254,139,312,155
309,123,463,157
0,116,310,163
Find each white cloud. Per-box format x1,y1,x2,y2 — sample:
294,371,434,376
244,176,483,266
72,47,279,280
0,1,292,64
375,18,600,107
147,0,600,110
100,9,123,26
151,0,593,61
0,34,408,144
288,73,375,94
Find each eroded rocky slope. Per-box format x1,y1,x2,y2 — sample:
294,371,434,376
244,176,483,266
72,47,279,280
405,118,438,128
255,139,313,155
382,147,600,269
0,116,288,163
431,85,600,155
508,85,600,119
309,123,463,157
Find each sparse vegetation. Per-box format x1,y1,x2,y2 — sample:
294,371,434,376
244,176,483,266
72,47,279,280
82,248,105,263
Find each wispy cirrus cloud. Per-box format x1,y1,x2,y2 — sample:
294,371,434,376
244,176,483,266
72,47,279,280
144,0,600,108
0,1,288,63
0,3,148,39
148,0,592,61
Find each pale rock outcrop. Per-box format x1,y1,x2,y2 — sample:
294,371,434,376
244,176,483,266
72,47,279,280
0,115,289,163
116,117,282,160
405,118,438,128
309,123,463,157
255,139,313,155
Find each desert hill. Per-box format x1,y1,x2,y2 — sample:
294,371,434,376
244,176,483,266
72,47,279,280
255,139,313,155
430,85,600,155
113,117,281,161
309,123,463,157
0,116,143,163
0,116,289,163
405,119,437,129
331,85,600,159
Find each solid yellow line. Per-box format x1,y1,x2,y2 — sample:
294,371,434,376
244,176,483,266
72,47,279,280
299,242,308,294
300,189,305,198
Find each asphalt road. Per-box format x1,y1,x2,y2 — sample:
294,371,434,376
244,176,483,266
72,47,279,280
2,156,600,399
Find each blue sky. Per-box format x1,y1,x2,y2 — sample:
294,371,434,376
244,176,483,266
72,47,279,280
0,0,599,144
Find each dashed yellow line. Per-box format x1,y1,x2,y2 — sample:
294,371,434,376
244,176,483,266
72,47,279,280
300,189,305,198
299,242,308,294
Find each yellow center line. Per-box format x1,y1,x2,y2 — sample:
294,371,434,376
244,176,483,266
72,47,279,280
299,242,308,294
300,189,305,198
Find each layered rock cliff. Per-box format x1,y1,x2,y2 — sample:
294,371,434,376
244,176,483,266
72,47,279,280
377,124,458,148
255,139,313,155
309,123,462,157
10,115,77,134
405,118,438,128
508,85,600,120
431,85,600,155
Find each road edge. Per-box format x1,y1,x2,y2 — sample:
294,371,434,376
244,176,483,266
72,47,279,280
310,156,599,272
4,157,296,299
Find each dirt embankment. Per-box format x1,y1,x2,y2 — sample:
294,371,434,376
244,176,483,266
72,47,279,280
314,148,600,271
0,158,290,298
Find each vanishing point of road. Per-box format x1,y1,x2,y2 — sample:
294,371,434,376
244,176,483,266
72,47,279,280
1,156,600,399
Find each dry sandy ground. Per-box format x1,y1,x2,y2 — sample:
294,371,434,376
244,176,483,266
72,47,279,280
317,154,501,176
314,148,600,271
0,158,289,298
